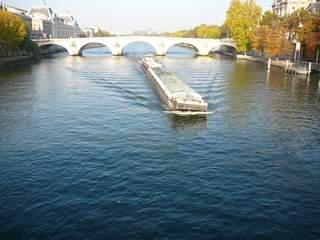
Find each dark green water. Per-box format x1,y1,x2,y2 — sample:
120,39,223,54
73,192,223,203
0,45,319,239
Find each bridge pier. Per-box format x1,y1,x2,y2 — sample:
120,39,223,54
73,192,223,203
112,43,123,56
155,49,166,56
67,46,80,56
112,52,122,56
197,49,210,56
69,53,81,56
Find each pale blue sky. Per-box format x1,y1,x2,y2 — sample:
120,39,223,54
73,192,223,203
4,0,272,32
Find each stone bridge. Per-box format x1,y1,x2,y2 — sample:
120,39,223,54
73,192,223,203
34,36,235,56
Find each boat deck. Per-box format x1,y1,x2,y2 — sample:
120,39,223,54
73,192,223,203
153,68,199,96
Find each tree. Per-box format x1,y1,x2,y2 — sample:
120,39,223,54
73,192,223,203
220,23,230,38
264,25,293,58
170,29,194,38
170,24,222,39
292,9,318,42
225,0,262,53
95,28,112,37
281,9,320,60
193,24,221,39
252,25,269,55
305,32,320,61
282,9,319,42
0,10,27,50
260,11,280,27
253,23,293,58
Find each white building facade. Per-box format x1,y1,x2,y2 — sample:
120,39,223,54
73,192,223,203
27,5,81,39
272,0,317,17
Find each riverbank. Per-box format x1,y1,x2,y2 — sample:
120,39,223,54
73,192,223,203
236,54,266,63
0,45,67,66
236,54,284,68
236,54,320,75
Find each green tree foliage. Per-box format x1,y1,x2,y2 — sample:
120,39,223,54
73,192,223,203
95,28,112,37
170,24,222,39
193,24,221,38
20,37,40,60
0,10,27,50
220,23,231,38
260,10,280,27
225,0,262,53
171,29,194,38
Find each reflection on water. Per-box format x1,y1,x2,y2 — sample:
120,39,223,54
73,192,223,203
0,44,320,240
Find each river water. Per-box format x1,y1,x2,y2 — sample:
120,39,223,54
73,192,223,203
0,44,320,239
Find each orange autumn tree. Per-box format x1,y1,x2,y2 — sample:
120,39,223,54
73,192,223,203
305,32,320,61
282,10,320,61
253,24,293,58
252,25,269,56
265,25,293,58
252,11,289,57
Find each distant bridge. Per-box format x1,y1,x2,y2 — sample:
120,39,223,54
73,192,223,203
34,36,236,56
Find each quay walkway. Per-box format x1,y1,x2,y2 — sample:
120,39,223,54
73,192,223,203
237,55,320,75
272,60,320,75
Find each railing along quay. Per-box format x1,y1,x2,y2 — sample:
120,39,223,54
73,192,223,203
269,59,320,75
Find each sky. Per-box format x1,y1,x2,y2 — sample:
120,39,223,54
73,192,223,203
5,0,272,32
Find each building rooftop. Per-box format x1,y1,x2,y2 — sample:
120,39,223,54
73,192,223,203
28,4,54,20
60,13,79,27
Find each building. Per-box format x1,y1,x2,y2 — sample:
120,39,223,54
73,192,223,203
306,0,320,13
0,2,32,31
272,0,317,17
57,14,81,38
27,4,81,39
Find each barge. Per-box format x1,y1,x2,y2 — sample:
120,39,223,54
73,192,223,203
141,55,208,113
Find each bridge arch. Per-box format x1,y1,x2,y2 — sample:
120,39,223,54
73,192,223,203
120,40,157,55
78,42,112,56
209,43,236,53
38,43,70,55
165,42,199,56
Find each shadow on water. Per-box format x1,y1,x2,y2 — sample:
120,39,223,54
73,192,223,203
166,114,208,131
0,61,34,80
41,51,69,59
